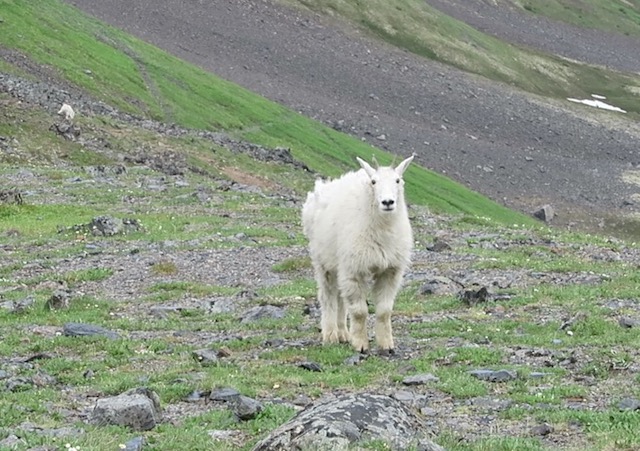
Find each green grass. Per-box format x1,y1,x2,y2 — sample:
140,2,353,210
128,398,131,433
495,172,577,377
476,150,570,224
515,0,640,37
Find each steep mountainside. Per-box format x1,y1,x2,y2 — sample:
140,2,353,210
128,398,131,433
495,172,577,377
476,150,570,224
65,0,640,235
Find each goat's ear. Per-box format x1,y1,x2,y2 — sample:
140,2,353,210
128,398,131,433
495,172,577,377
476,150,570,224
395,155,414,176
371,155,379,169
357,157,376,178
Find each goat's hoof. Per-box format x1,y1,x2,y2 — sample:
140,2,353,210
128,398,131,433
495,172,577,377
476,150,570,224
352,342,370,354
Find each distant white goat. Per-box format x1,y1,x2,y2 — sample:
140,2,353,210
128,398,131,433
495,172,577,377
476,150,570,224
302,155,414,353
57,103,75,121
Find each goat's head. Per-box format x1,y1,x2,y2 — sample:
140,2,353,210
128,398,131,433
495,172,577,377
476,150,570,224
357,155,414,213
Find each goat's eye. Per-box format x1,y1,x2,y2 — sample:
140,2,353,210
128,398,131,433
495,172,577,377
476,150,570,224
396,179,400,184
371,180,376,185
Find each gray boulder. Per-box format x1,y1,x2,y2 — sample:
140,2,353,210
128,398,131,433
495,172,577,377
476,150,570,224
90,387,162,431
252,392,444,451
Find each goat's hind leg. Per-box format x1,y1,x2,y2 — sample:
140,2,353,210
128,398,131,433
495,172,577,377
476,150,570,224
340,274,369,353
318,270,342,344
372,268,402,352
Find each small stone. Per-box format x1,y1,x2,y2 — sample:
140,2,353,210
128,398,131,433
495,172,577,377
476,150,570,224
533,204,554,222
344,353,368,365
618,397,640,411
210,387,241,402
531,423,554,436
392,390,417,403
192,349,219,366
63,322,119,340
90,388,162,431
426,240,451,252
185,390,207,402
402,373,439,385
240,305,285,323
0,434,27,448
619,317,640,328
469,369,517,382
459,286,490,306
123,436,145,451
529,372,551,379
292,394,312,407
232,395,263,420
46,289,71,310
298,361,322,372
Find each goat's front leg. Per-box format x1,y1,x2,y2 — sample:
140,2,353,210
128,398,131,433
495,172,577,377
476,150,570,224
372,268,402,352
339,273,369,353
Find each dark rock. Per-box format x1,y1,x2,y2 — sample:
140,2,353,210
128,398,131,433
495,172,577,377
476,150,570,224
192,349,219,366
50,122,81,140
533,204,554,222
299,361,323,372
63,322,120,340
459,286,490,306
240,305,286,323
89,215,123,236
210,387,241,402
90,387,162,431
264,338,286,347
22,353,53,363
252,392,444,451
46,289,71,310
531,423,554,436
232,395,263,421
402,373,439,385
469,369,517,382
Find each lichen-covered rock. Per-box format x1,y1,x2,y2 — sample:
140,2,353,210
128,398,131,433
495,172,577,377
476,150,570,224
252,392,444,451
90,387,162,431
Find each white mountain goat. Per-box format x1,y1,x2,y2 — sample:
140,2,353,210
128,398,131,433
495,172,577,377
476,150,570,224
302,155,414,353
57,103,75,121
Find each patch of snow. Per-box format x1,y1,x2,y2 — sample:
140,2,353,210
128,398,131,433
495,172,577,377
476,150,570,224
567,96,627,113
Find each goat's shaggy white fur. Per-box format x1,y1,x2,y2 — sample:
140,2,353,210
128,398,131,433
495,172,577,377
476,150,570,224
57,103,75,121
302,155,414,352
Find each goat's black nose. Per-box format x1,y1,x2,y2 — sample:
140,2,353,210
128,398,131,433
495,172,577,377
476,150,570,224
382,199,395,207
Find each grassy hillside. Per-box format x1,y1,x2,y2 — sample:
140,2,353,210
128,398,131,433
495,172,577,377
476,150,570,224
512,0,640,36
283,0,640,116
0,0,533,226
